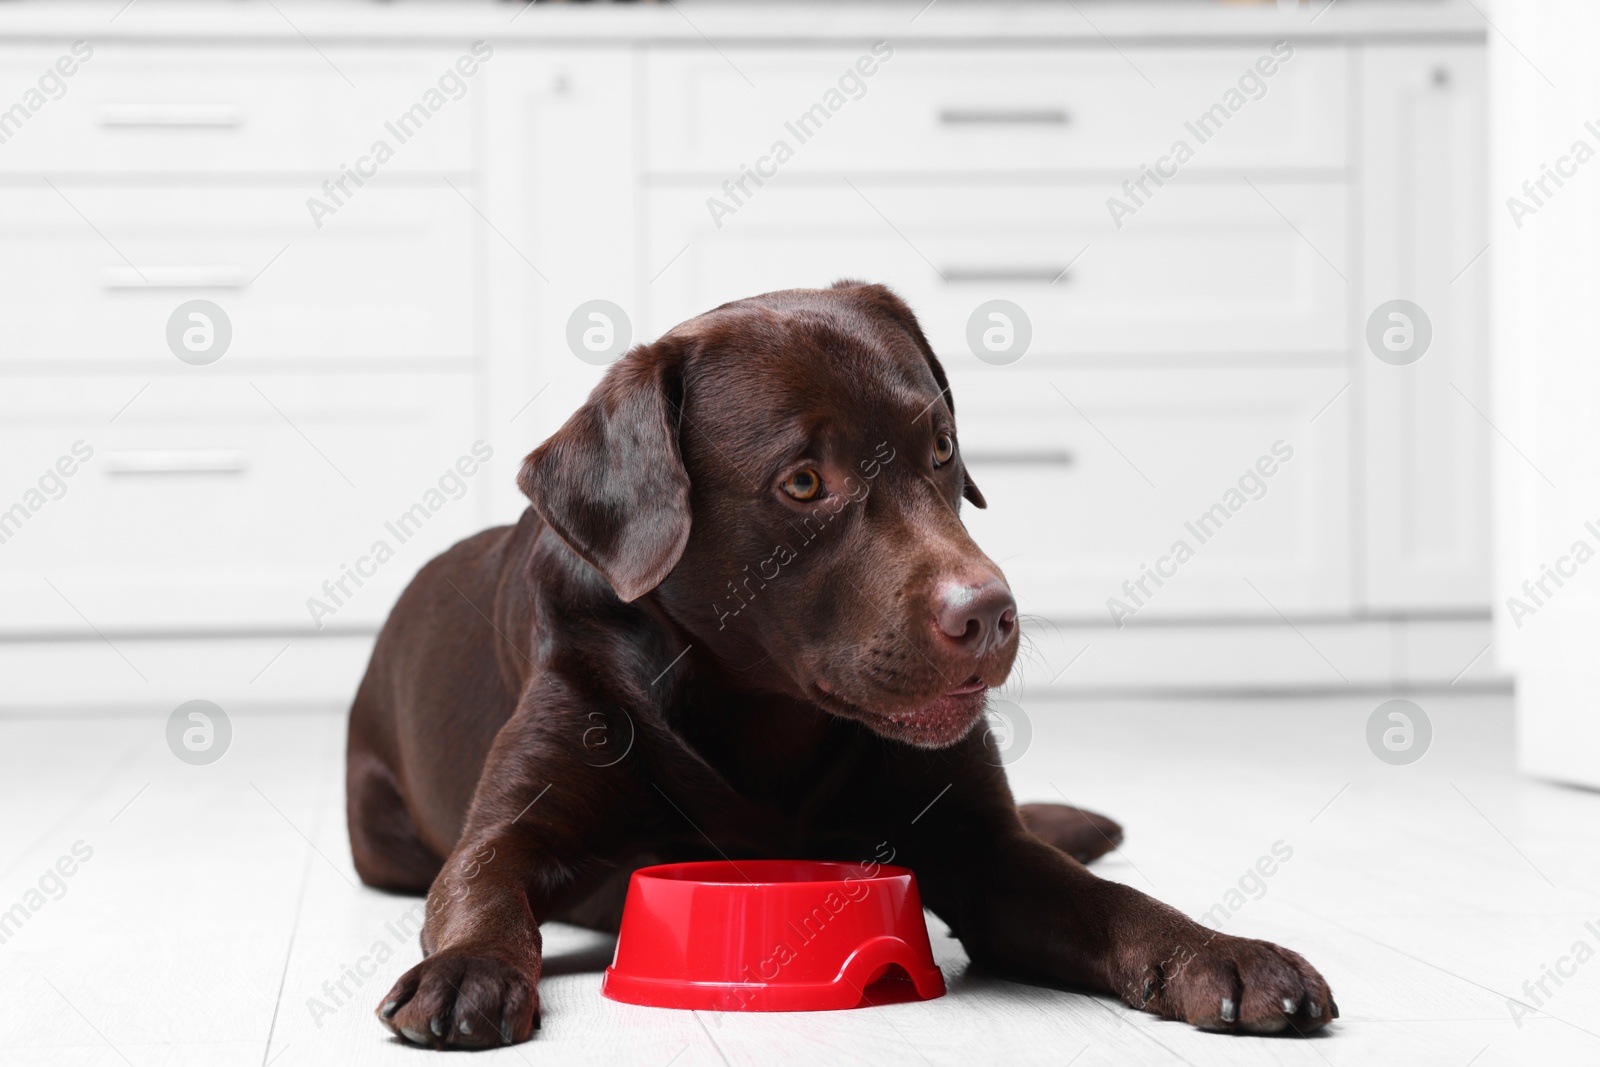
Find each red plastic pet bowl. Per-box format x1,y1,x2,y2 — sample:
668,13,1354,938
600,859,946,1011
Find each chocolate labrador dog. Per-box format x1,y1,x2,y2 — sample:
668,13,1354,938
347,282,1335,1048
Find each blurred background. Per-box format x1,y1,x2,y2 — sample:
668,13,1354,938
0,0,1590,779
6,3,1600,1066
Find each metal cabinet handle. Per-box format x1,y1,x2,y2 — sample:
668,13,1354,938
939,107,1070,126
97,104,245,128
942,266,1069,285
100,266,250,290
104,450,248,475
961,449,1074,468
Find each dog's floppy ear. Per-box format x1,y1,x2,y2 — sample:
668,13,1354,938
518,341,691,601
830,280,986,508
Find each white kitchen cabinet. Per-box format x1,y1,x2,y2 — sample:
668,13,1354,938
0,2,1493,703
1357,45,1491,612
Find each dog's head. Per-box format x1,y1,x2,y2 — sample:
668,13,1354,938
520,282,1018,748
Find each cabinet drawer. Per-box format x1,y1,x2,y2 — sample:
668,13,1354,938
647,45,1347,174
0,373,492,632
947,367,1351,619
0,185,475,364
646,182,1348,357
0,44,478,174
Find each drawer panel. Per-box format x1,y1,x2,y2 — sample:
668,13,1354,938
0,374,493,632
646,182,1349,357
0,185,475,363
0,44,481,173
647,45,1347,174
947,367,1351,620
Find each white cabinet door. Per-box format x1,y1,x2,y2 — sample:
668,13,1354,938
0,373,488,633
1357,46,1491,611
0,44,476,175
646,182,1350,358
645,45,1349,174
481,48,640,526
952,367,1351,620
0,185,476,365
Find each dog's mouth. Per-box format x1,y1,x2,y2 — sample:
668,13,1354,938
813,675,989,749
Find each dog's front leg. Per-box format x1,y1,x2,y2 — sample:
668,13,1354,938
925,829,1337,1035
377,828,544,1048
376,700,637,1049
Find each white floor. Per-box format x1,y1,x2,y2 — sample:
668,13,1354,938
2,691,1597,1067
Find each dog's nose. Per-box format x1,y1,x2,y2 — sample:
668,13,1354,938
934,577,1017,654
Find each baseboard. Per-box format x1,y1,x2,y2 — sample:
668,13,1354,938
0,632,376,715
1006,615,1503,695
0,616,1505,713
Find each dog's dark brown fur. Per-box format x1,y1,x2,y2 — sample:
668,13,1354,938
348,283,1335,1048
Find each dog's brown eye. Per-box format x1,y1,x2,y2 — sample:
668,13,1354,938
933,432,955,467
782,468,823,501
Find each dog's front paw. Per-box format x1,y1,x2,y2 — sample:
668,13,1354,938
377,951,539,1049
1125,931,1336,1035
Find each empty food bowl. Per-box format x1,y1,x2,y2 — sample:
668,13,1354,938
600,859,946,1011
